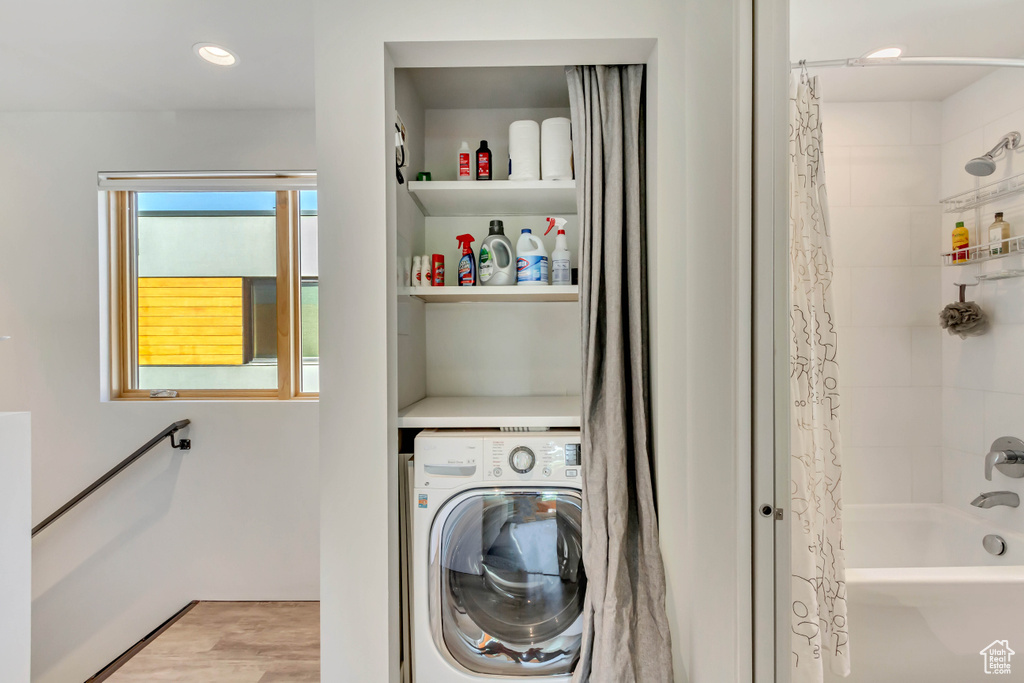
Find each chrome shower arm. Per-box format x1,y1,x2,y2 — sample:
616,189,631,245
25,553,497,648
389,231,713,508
983,132,1021,160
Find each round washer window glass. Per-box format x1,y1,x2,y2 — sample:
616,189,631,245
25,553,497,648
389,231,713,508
435,489,586,676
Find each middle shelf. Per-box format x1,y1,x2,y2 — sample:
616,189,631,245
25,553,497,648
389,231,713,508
402,285,578,303
408,180,577,217
397,395,581,429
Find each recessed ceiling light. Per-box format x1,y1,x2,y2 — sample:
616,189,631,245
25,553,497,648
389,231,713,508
193,43,238,67
864,46,903,59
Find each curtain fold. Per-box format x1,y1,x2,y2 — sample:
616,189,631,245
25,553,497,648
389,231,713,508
567,64,674,683
789,73,851,682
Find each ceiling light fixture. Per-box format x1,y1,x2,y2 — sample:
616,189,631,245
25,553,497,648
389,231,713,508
193,43,238,67
864,46,903,60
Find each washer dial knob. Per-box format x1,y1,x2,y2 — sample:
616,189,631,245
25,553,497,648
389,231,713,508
508,446,536,474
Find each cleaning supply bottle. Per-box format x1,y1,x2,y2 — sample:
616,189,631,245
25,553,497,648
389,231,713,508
479,220,516,286
516,228,549,285
545,217,571,285
411,255,422,286
476,140,492,181
457,141,472,181
952,221,969,263
456,234,476,286
422,254,432,286
988,212,1012,256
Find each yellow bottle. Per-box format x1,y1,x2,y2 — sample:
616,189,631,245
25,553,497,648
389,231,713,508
952,221,969,263
988,212,1012,256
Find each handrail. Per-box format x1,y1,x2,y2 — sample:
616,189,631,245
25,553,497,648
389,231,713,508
32,419,192,538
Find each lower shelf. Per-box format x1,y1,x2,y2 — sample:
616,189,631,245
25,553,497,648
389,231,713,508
397,395,581,429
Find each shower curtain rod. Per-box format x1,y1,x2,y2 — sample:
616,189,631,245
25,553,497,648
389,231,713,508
791,56,1024,70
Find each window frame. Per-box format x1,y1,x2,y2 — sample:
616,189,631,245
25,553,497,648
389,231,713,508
106,176,317,400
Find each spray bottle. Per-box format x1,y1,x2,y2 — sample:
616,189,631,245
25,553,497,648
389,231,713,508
545,217,571,285
456,234,476,286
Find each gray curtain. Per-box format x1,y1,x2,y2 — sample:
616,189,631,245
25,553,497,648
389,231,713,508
567,65,674,683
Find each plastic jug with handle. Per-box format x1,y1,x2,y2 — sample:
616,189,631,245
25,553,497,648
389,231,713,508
516,229,549,286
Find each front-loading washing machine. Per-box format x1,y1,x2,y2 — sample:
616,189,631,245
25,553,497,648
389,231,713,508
412,429,586,681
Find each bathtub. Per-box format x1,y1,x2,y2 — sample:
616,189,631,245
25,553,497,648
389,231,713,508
825,504,1024,682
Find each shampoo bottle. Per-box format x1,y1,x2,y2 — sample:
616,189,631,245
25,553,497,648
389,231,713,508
988,212,1012,256
516,228,549,285
456,234,476,286
545,217,571,285
952,221,969,263
457,141,472,181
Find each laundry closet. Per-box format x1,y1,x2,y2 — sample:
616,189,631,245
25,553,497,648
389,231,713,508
393,66,582,430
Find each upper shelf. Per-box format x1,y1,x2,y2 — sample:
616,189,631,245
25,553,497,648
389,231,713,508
940,172,1024,213
402,285,578,303
407,180,577,217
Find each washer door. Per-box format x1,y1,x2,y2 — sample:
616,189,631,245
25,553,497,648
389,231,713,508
431,489,586,676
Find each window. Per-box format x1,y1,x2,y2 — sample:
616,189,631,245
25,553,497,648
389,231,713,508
105,175,317,399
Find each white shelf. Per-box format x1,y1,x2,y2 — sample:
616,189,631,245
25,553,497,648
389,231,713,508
407,180,577,217
941,235,1024,266
397,395,581,429
940,172,1024,213
402,285,578,303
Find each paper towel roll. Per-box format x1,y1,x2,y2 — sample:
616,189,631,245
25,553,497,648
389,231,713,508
541,117,572,180
508,120,540,181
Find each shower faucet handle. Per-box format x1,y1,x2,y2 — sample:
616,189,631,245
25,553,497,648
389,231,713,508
985,437,1024,481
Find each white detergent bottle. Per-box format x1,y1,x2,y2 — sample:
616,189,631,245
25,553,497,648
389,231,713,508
545,217,570,285
516,228,549,285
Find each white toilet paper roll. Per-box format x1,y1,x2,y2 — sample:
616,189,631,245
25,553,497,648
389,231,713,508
541,117,572,181
508,120,540,181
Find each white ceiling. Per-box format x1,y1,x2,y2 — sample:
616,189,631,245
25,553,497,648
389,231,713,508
0,0,314,111
791,0,1024,101
3,1,1023,111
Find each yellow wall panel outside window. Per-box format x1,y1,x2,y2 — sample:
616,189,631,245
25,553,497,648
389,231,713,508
138,277,244,365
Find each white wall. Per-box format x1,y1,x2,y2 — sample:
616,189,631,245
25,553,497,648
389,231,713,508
939,67,1024,529
0,413,31,683
315,3,750,682
821,101,944,504
0,109,319,683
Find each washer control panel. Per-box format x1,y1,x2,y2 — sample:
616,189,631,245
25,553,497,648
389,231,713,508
483,430,582,483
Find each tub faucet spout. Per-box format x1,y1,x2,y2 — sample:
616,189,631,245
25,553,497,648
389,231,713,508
971,491,1020,509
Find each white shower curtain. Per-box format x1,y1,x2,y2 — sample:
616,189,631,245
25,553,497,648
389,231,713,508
789,73,850,682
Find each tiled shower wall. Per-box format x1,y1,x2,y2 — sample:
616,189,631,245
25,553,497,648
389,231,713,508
822,101,944,504
939,68,1024,531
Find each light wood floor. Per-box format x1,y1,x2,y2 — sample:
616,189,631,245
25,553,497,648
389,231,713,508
106,601,319,682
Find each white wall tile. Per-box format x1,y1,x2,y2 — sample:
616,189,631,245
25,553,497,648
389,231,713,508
850,266,940,327
911,327,941,387
912,447,943,503
824,146,851,208
838,326,911,387
823,102,911,147
911,102,942,146
984,324,1024,395
829,206,910,268
982,391,1024,450
941,386,986,455
910,205,942,267
941,327,993,392
850,146,941,207
941,68,1024,144
940,129,986,198
844,386,941,448
832,266,852,327
842,447,913,504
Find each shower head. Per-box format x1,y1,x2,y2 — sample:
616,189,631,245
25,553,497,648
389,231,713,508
965,131,1021,176
966,156,998,176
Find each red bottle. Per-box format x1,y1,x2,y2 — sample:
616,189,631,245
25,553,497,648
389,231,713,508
476,140,492,181
431,254,445,286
